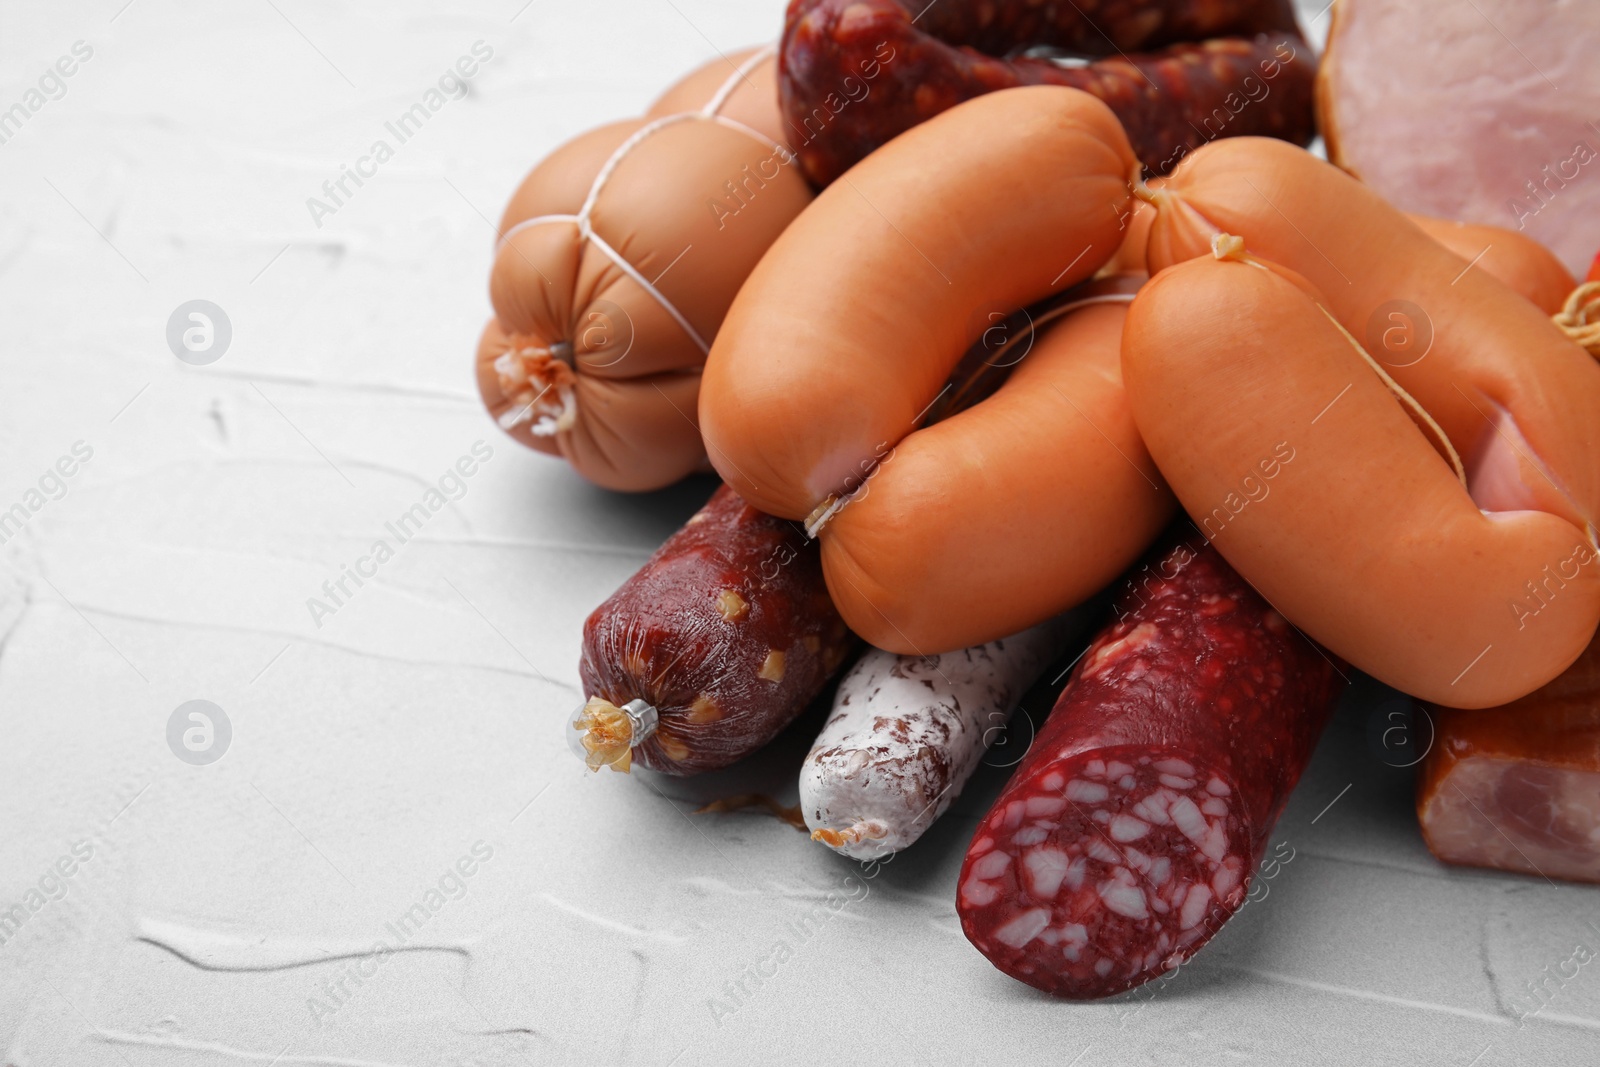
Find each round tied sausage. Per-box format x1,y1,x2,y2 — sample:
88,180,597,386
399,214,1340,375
1140,137,1600,540
699,85,1138,524
820,278,1176,653
781,0,1314,186
1120,250,1600,708
575,484,855,775
802,609,1094,860
957,532,1344,999
477,47,812,491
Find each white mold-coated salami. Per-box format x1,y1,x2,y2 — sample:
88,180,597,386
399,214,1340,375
802,611,1093,860
957,531,1344,998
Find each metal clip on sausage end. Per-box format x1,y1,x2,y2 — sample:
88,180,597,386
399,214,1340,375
568,696,658,774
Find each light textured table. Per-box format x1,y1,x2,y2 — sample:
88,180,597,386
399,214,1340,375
1,2,1596,1064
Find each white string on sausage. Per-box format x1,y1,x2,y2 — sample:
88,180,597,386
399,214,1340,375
495,44,783,361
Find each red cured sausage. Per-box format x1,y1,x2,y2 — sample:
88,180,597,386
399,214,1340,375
1417,626,1600,885
910,0,1299,55
574,485,855,775
780,0,1314,184
957,532,1344,998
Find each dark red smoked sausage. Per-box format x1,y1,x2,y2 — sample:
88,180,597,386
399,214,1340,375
810,0,1300,67
575,485,855,776
956,531,1344,998
779,0,1315,185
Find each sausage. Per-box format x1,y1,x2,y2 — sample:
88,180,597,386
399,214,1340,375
1406,215,1576,315
1119,199,1576,311
1101,195,1159,276
699,85,1138,523
779,0,1311,186
820,278,1176,653
571,283,1133,773
580,213,1141,775
642,51,792,141
956,532,1344,999
477,47,813,491
1417,628,1600,885
915,0,1300,55
1113,204,1577,311
1120,249,1600,708
1143,138,1600,550
801,609,1095,860
574,484,855,775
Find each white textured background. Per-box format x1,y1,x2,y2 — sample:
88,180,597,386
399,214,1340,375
1,2,1597,1064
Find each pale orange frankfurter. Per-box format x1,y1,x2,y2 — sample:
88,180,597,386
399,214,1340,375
1122,251,1600,708
1101,195,1158,276
824,277,1175,652
1407,215,1576,316
1112,202,1575,313
1141,137,1600,545
699,86,1138,523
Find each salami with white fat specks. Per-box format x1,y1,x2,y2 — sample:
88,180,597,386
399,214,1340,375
957,531,1344,998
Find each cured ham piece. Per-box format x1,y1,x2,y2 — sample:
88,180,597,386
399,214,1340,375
1418,628,1600,884
1318,0,1600,277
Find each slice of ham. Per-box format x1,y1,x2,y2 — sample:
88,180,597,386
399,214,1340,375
1418,628,1600,884
1317,0,1600,277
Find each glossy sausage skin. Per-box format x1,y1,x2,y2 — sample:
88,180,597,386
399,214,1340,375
1143,137,1600,541
700,86,1137,522
1408,215,1576,315
1117,203,1578,312
1121,252,1600,708
781,0,1314,185
822,280,1175,653
957,532,1343,998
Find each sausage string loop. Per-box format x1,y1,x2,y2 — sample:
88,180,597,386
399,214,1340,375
1552,281,1600,359
802,288,1138,539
